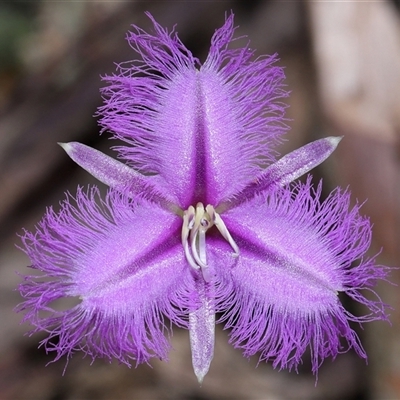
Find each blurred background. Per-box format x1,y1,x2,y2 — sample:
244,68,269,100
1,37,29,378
0,1,399,399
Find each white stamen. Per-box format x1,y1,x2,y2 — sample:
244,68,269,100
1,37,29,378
181,202,240,279
198,227,207,263
182,207,199,270
190,203,210,268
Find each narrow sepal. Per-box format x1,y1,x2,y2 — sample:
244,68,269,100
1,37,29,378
59,142,178,210
218,137,342,211
189,274,215,384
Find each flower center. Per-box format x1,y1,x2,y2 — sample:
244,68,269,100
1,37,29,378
181,203,239,282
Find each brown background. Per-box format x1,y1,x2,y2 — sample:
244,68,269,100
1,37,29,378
0,1,399,399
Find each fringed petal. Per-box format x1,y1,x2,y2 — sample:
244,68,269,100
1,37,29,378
211,177,389,373
16,187,195,365
98,14,289,207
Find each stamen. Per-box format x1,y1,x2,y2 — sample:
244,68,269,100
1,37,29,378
182,206,199,270
190,203,208,269
198,229,211,282
206,205,239,257
181,203,240,280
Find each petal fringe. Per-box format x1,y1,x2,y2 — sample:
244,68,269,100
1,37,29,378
98,13,289,206
16,187,197,365
211,177,389,373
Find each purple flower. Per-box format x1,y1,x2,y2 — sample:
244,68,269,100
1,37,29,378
17,14,389,383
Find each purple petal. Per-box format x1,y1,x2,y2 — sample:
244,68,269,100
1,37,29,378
211,178,388,372
98,14,289,207
218,136,342,211
59,142,179,210
17,187,195,365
